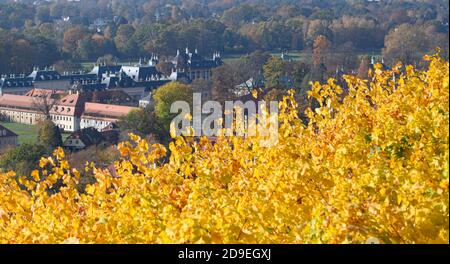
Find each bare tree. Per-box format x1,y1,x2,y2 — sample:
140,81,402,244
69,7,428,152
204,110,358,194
32,90,56,120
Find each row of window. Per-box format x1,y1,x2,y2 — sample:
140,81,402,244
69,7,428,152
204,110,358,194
66,139,81,145
52,115,72,122
189,70,210,80
57,124,72,130
82,119,109,126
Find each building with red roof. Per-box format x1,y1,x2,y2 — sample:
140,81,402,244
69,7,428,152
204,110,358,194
0,92,137,132
81,102,139,131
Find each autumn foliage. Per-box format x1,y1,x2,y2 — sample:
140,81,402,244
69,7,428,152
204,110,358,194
0,55,448,244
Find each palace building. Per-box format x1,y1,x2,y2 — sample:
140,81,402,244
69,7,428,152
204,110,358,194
0,92,137,132
1,48,223,99
171,47,223,81
80,102,139,131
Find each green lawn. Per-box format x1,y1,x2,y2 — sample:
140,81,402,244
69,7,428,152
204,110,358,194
0,122,70,145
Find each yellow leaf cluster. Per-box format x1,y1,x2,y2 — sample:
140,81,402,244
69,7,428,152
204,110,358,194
0,55,448,243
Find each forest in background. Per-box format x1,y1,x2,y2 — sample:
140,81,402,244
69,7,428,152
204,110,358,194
0,0,448,74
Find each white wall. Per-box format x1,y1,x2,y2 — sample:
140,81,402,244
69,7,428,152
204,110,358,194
0,109,45,125
80,117,112,131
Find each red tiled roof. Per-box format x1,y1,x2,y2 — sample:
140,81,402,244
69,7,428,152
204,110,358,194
58,94,85,107
0,94,136,119
25,89,65,98
0,94,44,109
50,94,85,116
83,102,138,119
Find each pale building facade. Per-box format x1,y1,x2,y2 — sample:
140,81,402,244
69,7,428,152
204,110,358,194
80,102,139,131
0,94,46,125
0,93,136,133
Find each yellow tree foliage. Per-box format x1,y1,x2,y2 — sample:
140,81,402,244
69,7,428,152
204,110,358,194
0,55,448,244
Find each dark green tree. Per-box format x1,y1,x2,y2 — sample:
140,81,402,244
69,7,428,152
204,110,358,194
0,143,48,176
37,119,63,151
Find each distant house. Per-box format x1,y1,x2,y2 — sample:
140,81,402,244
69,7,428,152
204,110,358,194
234,74,265,97
63,127,104,151
0,125,18,149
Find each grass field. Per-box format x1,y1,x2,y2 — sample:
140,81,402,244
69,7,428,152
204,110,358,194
0,122,70,145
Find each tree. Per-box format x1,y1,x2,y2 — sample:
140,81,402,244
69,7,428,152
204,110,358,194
210,51,270,102
0,55,447,244
37,119,63,151
211,64,238,104
191,78,213,100
118,107,166,142
36,5,51,23
313,35,332,67
263,56,287,87
382,24,430,66
53,60,81,73
357,56,370,79
32,93,56,120
0,143,48,177
97,54,119,66
153,82,193,131
289,62,311,91
114,24,137,57
75,37,95,60
156,61,175,77
63,26,88,55
239,50,271,80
